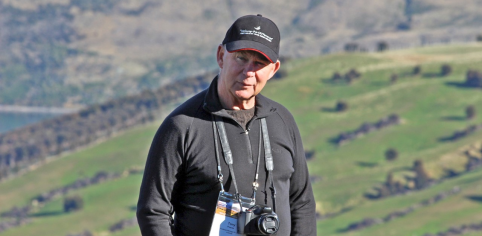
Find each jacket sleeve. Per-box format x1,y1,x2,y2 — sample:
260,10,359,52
288,117,317,235
137,117,185,236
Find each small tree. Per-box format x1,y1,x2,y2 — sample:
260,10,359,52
385,172,404,195
344,43,359,52
347,69,361,79
377,185,391,198
466,70,482,88
390,74,398,84
377,41,389,52
305,150,315,160
440,64,452,76
413,160,430,190
413,65,421,76
336,100,348,112
397,22,411,31
332,72,342,81
385,148,398,161
477,34,482,42
466,105,476,120
64,195,84,213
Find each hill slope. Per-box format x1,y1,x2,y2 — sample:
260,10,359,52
1,44,482,236
1,0,482,107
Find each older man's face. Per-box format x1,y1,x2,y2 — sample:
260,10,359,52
216,45,280,108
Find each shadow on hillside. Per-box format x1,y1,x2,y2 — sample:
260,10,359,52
320,78,349,86
466,195,482,203
438,134,458,142
422,72,441,78
30,210,65,217
328,137,341,145
356,161,378,168
390,166,413,172
336,224,355,233
445,81,473,89
442,168,460,179
441,116,467,121
321,107,338,112
317,206,353,221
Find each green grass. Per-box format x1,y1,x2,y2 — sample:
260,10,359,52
0,123,157,213
2,44,482,236
0,123,157,236
268,44,482,235
1,174,142,236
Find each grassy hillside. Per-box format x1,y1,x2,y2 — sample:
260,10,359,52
2,43,482,236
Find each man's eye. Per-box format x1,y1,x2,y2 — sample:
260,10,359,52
255,61,267,66
237,56,247,61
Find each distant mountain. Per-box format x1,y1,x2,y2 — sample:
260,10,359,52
0,0,481,107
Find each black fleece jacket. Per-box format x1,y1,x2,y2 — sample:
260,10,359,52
137,77,316,236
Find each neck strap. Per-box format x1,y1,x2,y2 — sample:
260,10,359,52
212,115,277,211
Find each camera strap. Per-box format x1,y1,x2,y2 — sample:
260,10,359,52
212,118,224,192
212,115,276,212
261,118,277,213
213,115,241,198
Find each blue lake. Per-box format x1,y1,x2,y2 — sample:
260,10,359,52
0,113,58,134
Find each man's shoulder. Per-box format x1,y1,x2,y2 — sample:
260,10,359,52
161,89,208,128
258,94,295,120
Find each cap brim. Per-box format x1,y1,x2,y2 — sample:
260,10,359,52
225,40,278,63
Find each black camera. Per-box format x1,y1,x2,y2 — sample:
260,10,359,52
237,205,279,235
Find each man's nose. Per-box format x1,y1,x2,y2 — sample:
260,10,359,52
243,62,256,77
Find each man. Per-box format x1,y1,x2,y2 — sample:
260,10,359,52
137,14,316,236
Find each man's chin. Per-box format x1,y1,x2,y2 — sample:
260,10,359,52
234,92,255,101
236,93,254,100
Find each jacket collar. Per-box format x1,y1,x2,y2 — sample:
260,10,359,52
203,76,277,119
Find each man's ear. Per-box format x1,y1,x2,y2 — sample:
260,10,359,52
268,60,281,80
216,45,224,69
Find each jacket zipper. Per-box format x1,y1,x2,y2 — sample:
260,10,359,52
244,118,259,164
243,128,253,164
221,115,256,164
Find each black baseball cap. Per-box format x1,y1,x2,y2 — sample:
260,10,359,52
222,14,280,63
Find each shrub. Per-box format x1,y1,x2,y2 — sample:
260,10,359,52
344,68,361,84
440,64,452,76
385,172,404,195
477,34,482,42
390,74,398,84
377,41,389,52
305,150,315,160
336,100,348,112
413,65,421,75
332,72,342,81
344,43,359,52
466,105,476,120
385,148,398,161
64,195,84,212
346,68,361,79
413,160,430,190
466,70,482,88
397,22,411,31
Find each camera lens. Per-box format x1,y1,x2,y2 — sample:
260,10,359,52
258,214,279,234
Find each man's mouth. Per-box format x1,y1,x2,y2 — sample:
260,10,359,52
238,82,253,87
